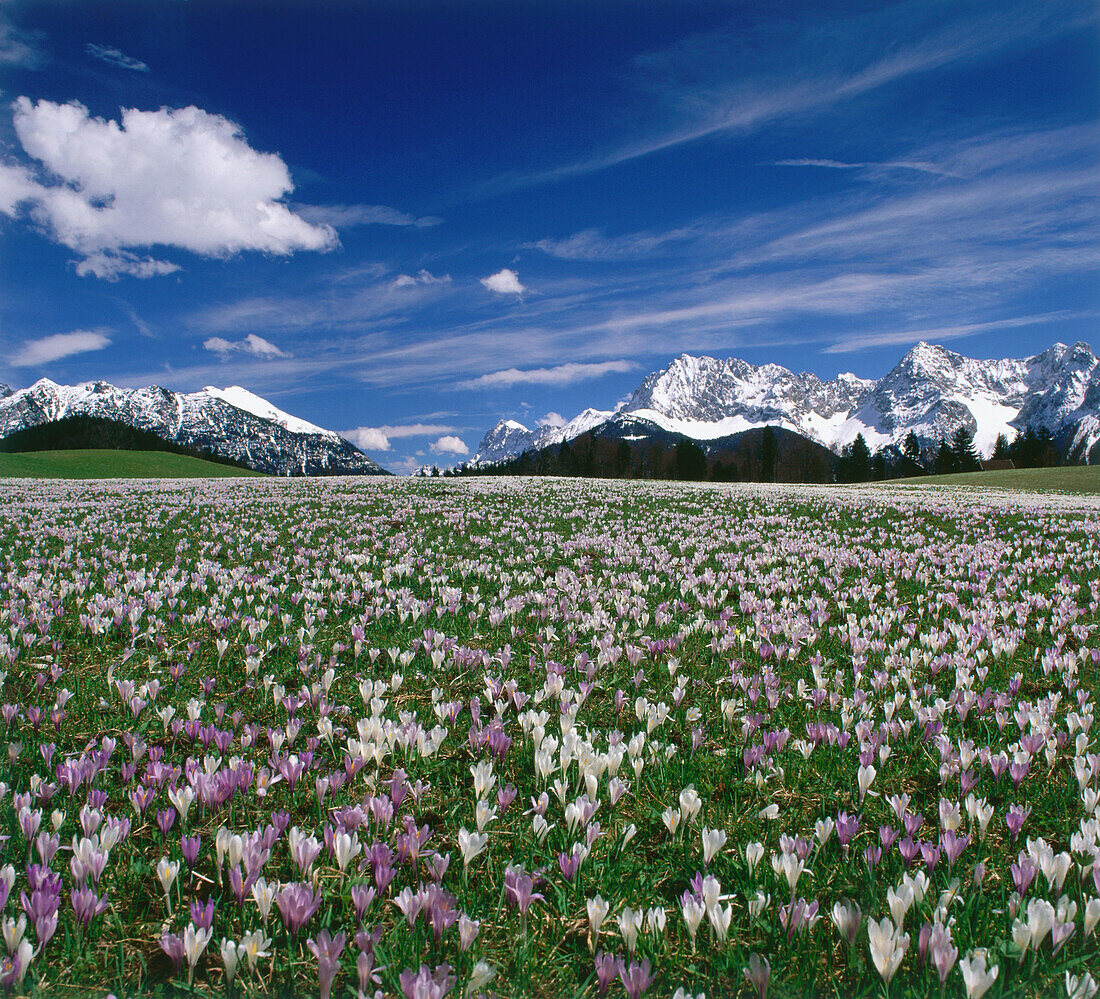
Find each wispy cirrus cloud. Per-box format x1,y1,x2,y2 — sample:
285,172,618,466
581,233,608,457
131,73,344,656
457,360,636,390
85,43,149,72
493,0,1095,190
10,329,111,367
0,6,43,68
824,310,1099,354
295,203,442,229
774,158,959,177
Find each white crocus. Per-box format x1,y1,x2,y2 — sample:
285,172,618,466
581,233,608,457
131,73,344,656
958,949,999,999
867,916,909,984
702,827,727,865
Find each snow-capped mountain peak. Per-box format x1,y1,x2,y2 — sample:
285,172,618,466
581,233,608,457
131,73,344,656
0,378,387,475
467,339,1100,467
200,385,334,439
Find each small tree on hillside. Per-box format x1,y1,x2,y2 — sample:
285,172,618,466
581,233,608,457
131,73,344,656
901,431,924,476
950,425,981,472
933,437,955,475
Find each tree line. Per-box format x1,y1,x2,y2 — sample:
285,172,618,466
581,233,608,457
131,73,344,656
836,424,1069,483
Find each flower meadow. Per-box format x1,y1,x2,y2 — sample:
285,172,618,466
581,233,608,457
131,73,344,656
0,475,1098,999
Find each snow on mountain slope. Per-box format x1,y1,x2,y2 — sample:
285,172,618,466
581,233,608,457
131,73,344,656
469,407,612,466
0,378,387,475
469,340,1100,466
200,386,335,439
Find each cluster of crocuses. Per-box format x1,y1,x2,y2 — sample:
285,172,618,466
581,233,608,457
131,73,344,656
0,474,1096,996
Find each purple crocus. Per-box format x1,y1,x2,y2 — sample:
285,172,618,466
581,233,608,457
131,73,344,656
398,963,454,999
181,834,201,869
1005,804,1031,841
619,958,656,999
307,929,346,999
594,951,622,997
276,881,322,937
71,887,109,927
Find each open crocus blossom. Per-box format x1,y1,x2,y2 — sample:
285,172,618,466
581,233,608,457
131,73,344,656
0,475,1096,995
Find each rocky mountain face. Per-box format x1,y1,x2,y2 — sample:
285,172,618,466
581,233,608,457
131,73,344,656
0,379,388,476
470,341,1100,467
470,408,613,466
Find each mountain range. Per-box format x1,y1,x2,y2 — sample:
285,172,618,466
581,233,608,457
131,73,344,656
0,379,387,476
470,341,1100,467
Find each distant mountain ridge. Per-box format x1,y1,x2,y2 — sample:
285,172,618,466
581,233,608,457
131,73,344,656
470,341,1100,466
0,378,388,476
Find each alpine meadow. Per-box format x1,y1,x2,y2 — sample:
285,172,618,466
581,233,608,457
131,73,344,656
0,475,1097,997
0,1,1098,997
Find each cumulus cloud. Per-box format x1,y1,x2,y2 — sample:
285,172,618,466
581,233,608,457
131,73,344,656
537,411,566,428
203,333,289,359
10,329,110,367
430,435,469,455
296,203,442,228
344,427,391,452
392,269,450,288
480,268,525,295
457,359,635,390
343,422,458,453
0,98,337,278
85,43,149,72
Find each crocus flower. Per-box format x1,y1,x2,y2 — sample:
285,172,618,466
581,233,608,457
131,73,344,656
594,951,621,997
619,958,655,999
743,954,770,999
867,916,909,984
276,881,322,937
959,949,999,999
307,929,346,999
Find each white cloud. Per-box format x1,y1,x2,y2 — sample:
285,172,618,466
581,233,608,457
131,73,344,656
457,359,635,390
296,203,442,228
344,427,392,452
75,251,180,280
0,98,337,278
203,333,289,359
774,158,958,177
343,422,459,453
430,435,469,455
537,411,566,428
823,310,1093,354
480,268,526,295
392,269,450,288
0,10,43,68
10,329,111,367
379,422,457,438
85,44,149,72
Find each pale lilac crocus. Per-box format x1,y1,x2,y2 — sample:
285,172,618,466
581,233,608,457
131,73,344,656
307,929,346,999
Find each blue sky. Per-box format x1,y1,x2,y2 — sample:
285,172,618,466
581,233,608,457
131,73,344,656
0,0,1097,472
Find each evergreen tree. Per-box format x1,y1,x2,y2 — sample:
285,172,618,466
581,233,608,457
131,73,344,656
760,426,778,482
673,439,708,480
933,437,955,475
950,425,981,472
991,433,1011,461
849,433,871,481
901,431,924,476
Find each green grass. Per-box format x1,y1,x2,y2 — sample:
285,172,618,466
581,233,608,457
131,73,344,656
0,448,261,479
886,464,1100,493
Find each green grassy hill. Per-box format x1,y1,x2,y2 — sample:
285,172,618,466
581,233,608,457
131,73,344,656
889,465,1100,494
0,450,262,479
